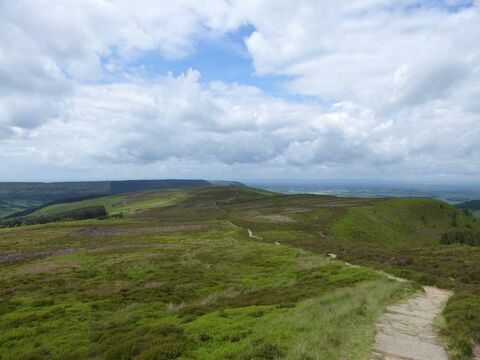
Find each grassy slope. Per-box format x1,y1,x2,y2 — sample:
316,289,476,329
0,180,215,219
456,200,480,211
0,182,110,219
222,191,479,359
0,206,415,359
1,186,479,359
29,189,193,217
0,200,44,219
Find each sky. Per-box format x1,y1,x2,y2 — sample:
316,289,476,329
1,0,480,183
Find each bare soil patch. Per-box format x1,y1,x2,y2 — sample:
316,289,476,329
284,207,310,213
247,228,262,239
316,201,368,207
254,214,295,222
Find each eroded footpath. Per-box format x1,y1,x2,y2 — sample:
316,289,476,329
372,286,452,360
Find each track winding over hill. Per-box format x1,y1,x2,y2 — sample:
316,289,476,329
339,258,453,359
372,286,452,360
334,255,453,359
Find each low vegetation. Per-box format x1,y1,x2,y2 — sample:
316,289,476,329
0,180,231,219
456,199,480,211
0,206,108,228
441,230,480,246
0,185,479,359
0,218,415,359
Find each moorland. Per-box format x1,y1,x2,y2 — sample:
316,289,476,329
0,184,479,359
0,180,229,219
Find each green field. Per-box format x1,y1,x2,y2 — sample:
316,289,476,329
1,186,479,359
29,189,193,218
0,180,219,219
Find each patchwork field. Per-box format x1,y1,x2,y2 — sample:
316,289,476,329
0,186,479,359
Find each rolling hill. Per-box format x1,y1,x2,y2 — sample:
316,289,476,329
456,199,480,211
0,179,239,219
456,199,480,219
0,185,479,359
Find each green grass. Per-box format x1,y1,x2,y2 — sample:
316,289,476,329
0,180,215,219
1,186,479,359
329,198,470,245
0,218,415,359
30,189,192,217
0,199,44,219
27,186,274,220
184,281,415,360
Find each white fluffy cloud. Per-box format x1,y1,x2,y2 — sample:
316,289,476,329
242,1,480,107
0,0,242,132
1,1,480,181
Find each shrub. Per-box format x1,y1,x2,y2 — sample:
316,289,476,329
0,205,107,228
441,231,480,246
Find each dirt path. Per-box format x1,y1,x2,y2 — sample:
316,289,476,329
332,254,453,359
231,237,456,359
224,220,263,240
372,285,452,360
246,228,262,239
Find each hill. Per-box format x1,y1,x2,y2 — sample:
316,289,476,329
0,186,478,359
456,199,480,211
0,179,239,219
456,199,480,220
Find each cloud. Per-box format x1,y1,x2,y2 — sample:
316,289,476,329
0,0,243,135
0,1,480,181
33,71,323,166
3,69,474,181
241,1,480,109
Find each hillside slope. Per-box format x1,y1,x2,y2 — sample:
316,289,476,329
0,186,417,359
0,186,478,359
456,200,480,211
0,179,240,219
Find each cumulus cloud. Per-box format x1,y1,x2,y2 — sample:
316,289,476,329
4,70,475,181
241,1,480,108
0,0,243,134
28,71,325,165
1,0,480,180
